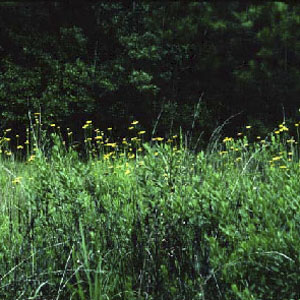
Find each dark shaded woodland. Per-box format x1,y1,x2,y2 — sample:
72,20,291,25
0,2,299,142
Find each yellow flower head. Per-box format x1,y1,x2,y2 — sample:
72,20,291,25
128,153,135,159
12,177,22,184
105,143,117,148
219,151,228,155
152,137,164,142
131,120,139,125
223,137,233,143
28,155,35,162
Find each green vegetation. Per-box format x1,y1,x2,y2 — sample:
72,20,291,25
1,2,300,139
1,120,300,299
1,3,300,298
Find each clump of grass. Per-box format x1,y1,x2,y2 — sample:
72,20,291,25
0,118,300,299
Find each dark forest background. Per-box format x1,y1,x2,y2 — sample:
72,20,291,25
0,1,299,144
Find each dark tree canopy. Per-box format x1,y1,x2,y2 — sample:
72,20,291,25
0,2,299,142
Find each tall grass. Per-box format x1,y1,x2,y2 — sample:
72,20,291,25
0,119,300,299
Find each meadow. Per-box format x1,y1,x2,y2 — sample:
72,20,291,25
1,118,300,299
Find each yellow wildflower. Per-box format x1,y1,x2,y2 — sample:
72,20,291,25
128,153,135,159
287,139,295,143
103,153,112,160
219,151,228,155
223,137,233,143
279,126,289,132
131,120,139,125
152,137,164,141
105,143,117,148
28,155,35,162
12,177,22,184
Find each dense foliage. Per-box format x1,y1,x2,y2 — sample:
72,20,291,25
0,2,300,141
1,120,300,299
1,3,300,299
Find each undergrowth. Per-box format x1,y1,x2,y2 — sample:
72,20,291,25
0,119,300,299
